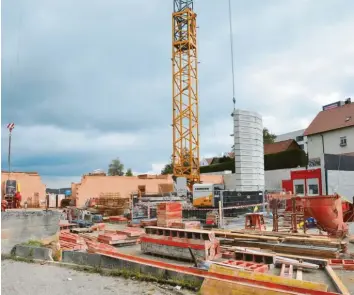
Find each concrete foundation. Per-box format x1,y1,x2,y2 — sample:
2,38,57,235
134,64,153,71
13,245,53,261
62,251,203,287
1,210,61,253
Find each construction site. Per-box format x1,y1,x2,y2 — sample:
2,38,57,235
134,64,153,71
2,1,354,295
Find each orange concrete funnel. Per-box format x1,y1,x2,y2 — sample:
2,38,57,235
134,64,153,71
303,195,348,237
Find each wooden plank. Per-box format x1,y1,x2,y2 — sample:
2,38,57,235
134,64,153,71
214,231,280,242
227,240,339,259
208,264,328,292
324,265,350,295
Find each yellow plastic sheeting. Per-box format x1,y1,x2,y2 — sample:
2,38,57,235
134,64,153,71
200,278,300,295
208,264,328,292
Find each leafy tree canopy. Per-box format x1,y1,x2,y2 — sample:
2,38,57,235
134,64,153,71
108,158,125,176
263,128,277,144
125,168,133,176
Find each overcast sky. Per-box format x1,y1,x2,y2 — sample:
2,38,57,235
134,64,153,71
2,0,354,188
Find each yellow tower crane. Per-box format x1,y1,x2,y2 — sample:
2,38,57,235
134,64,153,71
172,0,200,189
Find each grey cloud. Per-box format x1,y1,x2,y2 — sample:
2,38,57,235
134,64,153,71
2,0,354,179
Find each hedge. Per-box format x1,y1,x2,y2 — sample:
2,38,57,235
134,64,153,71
200,149,308,173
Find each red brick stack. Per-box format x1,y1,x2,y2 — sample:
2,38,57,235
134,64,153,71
171,221,201,230
157,202,182,227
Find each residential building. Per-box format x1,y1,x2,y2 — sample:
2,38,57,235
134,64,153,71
200,158,213,167
304,99,354,162
264,139,302,155
275,129,307,153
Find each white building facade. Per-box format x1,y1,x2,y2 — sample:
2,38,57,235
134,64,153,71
307,127,354,160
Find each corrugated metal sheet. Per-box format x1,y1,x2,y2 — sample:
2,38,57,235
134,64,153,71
327,170,354,202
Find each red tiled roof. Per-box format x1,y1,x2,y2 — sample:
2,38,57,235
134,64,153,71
264,139,299,155
205,158,214,165
304,103,354,136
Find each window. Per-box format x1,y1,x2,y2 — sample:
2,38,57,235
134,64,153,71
340,136,347,147
299,144,304,150
296,135,304,142
294,184,304,195
307,178,319,196
308,184,319,195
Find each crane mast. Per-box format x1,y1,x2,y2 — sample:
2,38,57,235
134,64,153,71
172,0,200,188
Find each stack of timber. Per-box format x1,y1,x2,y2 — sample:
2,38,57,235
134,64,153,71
214,229,346,259
157,202,182,227
90,192,130,216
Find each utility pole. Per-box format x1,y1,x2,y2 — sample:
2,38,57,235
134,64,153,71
6,123,15,179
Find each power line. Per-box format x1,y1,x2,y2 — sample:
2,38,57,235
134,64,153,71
228,0,236,109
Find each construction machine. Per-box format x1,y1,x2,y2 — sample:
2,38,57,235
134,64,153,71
2,179,19,209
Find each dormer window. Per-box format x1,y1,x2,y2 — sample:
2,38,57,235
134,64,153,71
340,136,347,147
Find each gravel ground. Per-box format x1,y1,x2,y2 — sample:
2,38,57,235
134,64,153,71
1,260,196,295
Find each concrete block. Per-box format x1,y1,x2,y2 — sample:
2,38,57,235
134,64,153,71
1,210,61,254
14,245,53,261
62,251,101,267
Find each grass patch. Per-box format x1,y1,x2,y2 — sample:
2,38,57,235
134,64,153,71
68,264,200,291
22,240,44,247
2,253,35,264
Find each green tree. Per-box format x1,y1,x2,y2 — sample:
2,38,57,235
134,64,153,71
161,149,192,175
263,128,277,144
161,163,173,175
125,168,133,176
108,158,125,176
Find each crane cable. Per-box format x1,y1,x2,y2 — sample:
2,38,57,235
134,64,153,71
228,0,236,110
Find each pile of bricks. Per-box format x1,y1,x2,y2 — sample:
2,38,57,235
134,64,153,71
329,259,354,270
97,227,144,245
109,216,128,224
171,221,201,230
98,232,128,244
59,232,87,251
90,223,105,231
140,219,157,227
85,239,118,254
116,227,144,237
221,260,269,273
157,203,182,227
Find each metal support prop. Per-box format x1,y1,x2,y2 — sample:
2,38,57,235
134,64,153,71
291,197,298,233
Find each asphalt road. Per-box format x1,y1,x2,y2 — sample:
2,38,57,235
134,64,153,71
1,260,195,295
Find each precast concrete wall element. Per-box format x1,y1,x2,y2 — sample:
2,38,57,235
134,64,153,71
327,170,354,202
141,227,221,261
1,210,61,254
62,251,203,287
13,244,53,261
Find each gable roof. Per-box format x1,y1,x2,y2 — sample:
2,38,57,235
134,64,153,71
304,103,354,136
264,139,299,155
